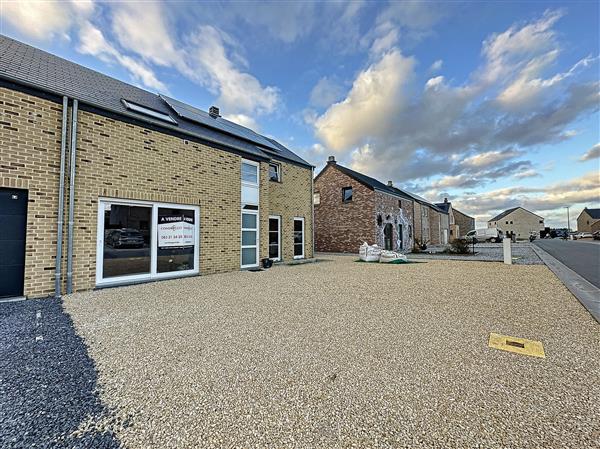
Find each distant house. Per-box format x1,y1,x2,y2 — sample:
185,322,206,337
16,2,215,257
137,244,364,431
488,207,544,239
577,208,600,233
314,156,450,253
435,198,474,240
314,157,415,253
453,208,475,237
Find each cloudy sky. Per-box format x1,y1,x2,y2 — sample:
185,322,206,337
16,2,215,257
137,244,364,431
1,0,598,227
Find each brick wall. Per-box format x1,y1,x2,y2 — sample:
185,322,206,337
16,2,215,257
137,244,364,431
267,161,314,261
0,87,63,297
429,210,441,245
453,208,474,237
314,163,375,253
1,87,313,296
413,203,431,246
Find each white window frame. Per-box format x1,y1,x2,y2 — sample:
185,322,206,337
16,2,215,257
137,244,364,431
95,197,200,287
241,159,259,187
293,217,305,260
241,209,260,268
268,162,281,182
268,215,281,262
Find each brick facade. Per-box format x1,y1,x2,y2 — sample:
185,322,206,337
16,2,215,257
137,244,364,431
1,86,313,297
314,164,375,253
453,208,475,237
314,162,414,253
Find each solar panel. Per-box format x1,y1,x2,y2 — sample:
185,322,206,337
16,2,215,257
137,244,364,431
160,95,280,152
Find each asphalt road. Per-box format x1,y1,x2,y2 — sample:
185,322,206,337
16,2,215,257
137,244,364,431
535,239,600,288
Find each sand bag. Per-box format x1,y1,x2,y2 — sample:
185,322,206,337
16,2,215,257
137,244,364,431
379,250,408,263
359,242,382,262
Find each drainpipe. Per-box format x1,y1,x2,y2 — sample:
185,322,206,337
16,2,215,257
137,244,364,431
311,166,315,258
54,96,69,298
66,99,78,294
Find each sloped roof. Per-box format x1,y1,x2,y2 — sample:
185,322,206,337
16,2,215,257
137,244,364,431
452,208,474,221
0,35,311,168
434,202,450,213
582,208,600,220
316,162,447,212
488,207,544,222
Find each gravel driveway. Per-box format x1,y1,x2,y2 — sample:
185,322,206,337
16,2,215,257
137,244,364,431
62,256,599,448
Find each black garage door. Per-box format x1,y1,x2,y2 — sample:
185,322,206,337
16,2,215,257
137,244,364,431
0,188,28,298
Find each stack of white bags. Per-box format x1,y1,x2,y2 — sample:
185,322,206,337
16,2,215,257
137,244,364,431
359,242,407,263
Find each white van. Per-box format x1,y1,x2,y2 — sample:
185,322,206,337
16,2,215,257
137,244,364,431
463,228,504,243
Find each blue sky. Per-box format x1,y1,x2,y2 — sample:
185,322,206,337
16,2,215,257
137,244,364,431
1,0,598,227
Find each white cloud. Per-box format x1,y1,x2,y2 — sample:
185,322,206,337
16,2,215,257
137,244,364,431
1,0,77,40
309,77,345,109
314,49,416,151
462,149,522,168
513,169,540,179
187,25,280,115
580,143,600,161
430,59,443,72
77,21,167,92
222,114,259,132
312,10,598,185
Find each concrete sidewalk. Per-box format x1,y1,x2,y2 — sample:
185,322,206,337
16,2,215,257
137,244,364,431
532,244,600,324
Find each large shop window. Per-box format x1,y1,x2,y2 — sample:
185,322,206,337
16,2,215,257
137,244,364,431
96,199,199,286
293,217,305,259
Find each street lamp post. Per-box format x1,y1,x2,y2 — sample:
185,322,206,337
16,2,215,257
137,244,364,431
565,206,570,233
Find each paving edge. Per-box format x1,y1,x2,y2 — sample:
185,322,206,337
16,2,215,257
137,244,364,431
531,244,600,324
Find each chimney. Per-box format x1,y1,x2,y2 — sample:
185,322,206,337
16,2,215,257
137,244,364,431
327,155,336,164
209,106,220,118
444,197,448,203
387,181,393,187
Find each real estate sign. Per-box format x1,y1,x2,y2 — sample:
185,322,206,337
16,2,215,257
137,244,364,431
157,213,195,248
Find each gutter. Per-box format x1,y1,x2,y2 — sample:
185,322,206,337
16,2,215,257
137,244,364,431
311,166,315,257
54,96,69,298
66,99,78,294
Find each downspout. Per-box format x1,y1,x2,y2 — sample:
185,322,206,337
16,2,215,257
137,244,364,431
66,99,79,294
311,166,315,258
54,96,69,298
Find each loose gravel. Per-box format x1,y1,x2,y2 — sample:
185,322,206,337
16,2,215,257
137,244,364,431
410,242,543,265
0,298,121,448
64,256,599,448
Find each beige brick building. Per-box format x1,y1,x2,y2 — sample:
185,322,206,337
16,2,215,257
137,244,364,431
577,208,600,233
0,36,313,299
487,207,544,240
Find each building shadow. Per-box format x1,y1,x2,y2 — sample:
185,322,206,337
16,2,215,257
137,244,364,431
0,297,122,448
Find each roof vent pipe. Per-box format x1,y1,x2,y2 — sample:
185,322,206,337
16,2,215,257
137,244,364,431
327,155,336,164
209,106,220,118
444,197,448,203
387,181,393,187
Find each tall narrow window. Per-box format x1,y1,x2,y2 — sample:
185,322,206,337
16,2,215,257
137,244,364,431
269,216,281,261
241,211,259,268
293,217,304,259
342,187,353,202
241,161,258,184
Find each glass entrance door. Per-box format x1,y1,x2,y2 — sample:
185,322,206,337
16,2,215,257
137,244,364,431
241,211,259,268
293,217,304,259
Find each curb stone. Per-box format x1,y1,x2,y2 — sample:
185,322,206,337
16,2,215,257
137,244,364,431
532,244,600,324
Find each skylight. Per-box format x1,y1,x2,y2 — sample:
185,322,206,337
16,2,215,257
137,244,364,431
121,99,177,125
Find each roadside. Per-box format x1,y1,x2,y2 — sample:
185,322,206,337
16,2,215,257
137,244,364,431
0,298,121,448
535,238,600,288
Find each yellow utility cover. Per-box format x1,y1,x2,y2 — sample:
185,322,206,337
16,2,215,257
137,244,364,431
488,333,545,358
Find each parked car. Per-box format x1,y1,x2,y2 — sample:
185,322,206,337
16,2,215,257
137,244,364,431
463,228,504,243
594,231,600,240
576,232,593,239
107,228,145,248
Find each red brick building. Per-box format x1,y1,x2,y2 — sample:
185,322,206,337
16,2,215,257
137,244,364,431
314,157,419,253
